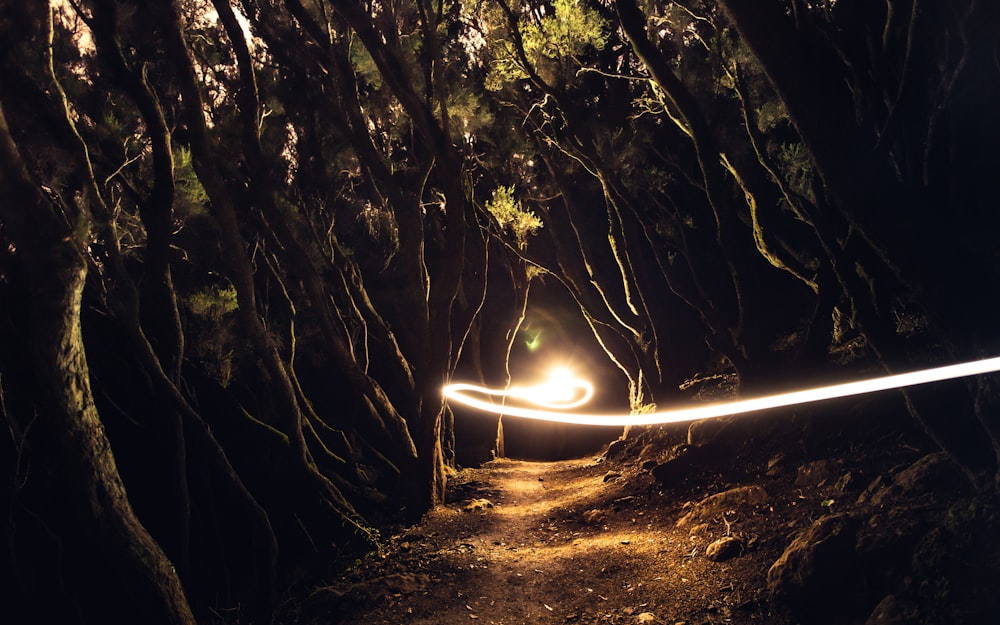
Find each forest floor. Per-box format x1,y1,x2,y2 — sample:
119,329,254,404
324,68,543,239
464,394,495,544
321,455,786,625
292,402,1000,625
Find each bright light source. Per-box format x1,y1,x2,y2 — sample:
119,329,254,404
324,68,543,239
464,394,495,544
451,367,595,412
443,357,1000,426
508,367,594,409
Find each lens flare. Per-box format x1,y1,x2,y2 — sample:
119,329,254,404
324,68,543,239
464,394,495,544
443,357,1000,426
464,367,595,410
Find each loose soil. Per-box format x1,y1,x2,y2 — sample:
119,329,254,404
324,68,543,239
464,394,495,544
308,456,776,625
298,413,1000,625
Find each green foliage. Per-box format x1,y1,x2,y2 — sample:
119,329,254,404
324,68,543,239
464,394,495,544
755,100,787,132
349,38,383,89
173,146,210,218
448,84,494,139
486,185,542,250
98,110,126,143
185,284,239,321
527,0,609,58
183,284,239,386
358,200,400,263
776,142,815,202
486,0,609,90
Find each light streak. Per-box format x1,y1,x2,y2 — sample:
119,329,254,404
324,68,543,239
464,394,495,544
443,356,1000,427
465,367,595,410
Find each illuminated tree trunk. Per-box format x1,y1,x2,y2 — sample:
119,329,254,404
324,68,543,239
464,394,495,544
211,0,420,480
0,104,196,625
330,0,478,509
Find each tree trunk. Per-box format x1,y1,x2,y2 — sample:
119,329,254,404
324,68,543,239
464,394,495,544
718,0,999,484
0,103,196,625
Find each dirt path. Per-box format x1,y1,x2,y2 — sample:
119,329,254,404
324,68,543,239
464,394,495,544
318,456,780,625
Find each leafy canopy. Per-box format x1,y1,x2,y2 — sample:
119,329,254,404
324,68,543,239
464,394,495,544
486,184,543,250
486,0,609,90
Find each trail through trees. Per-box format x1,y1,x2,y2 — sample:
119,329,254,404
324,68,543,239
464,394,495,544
325,457,782,625
2,2,999,623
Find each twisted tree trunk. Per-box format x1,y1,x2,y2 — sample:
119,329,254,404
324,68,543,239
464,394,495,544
0,102,196,625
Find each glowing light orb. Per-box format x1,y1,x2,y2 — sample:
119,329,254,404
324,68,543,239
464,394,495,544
508,367,594,409
443,357,1000,426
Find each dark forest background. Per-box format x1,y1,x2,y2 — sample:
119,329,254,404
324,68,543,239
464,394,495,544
1,1,999,624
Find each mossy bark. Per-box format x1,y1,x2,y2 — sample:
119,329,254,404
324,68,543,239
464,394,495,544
0,103,196,625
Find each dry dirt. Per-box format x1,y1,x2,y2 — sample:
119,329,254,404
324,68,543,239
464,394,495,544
309,453,797,625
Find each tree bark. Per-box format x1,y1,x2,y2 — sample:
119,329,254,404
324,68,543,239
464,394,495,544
617,0,812,388
718,0,998,483
0,102,196,625
86,0,193,576
332,0,476,508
